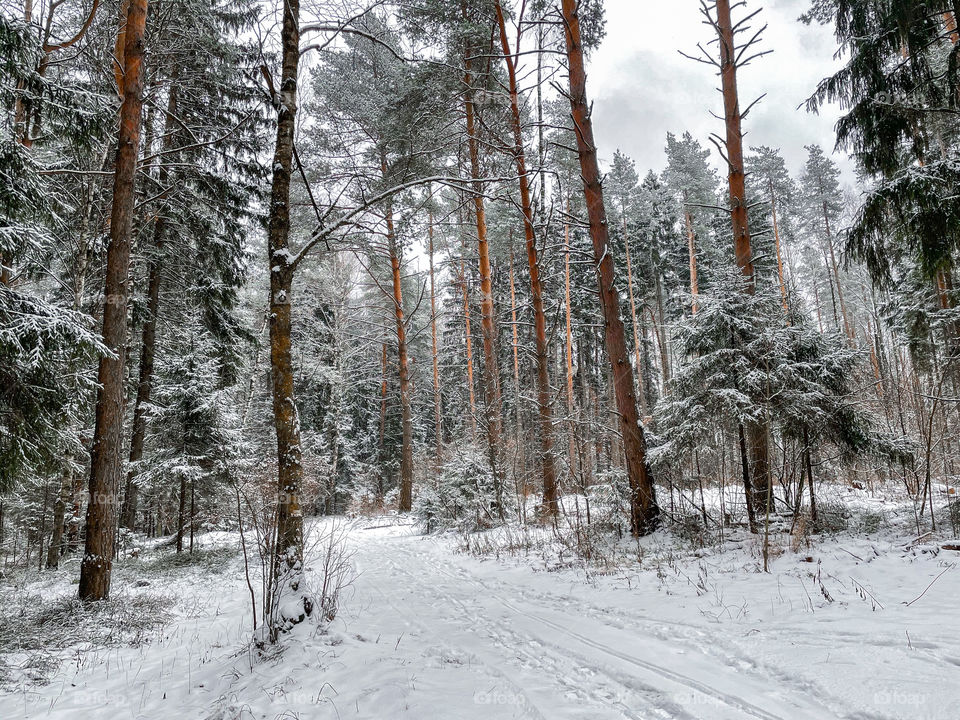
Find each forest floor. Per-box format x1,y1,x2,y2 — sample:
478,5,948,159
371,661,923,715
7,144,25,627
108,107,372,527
1,489,959,719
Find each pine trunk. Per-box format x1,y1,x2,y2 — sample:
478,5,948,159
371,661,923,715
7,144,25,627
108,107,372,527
716,0,771,520
176,476,186,553
121,83,178,532
822,201,853,341
46,465,70,568
622,218,649,418
564,206,577,481
770,181,790,315
78,0,148,602
463,42,504,495
561,0,659,535
495,1,558,513
683,199,699,315
461,259,478,440
428,210,443,462
388,204,414,512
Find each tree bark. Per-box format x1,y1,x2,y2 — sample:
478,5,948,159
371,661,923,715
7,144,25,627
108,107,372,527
176,476,186,553
462,34,504,497
715,0,771,519
508,249,527,484
428,209,443,462
121,82,179,532
266,0,308,631
803,427,818,525
78,0,148,602
495,0,558,514
460,258,478,441
561,0,659,535
739,423,758,534
387,203,413,511
564,202,577,481
46,465,70,568
622,216,648,418
769,180,789,315
821,198,853,341
683,197,699,315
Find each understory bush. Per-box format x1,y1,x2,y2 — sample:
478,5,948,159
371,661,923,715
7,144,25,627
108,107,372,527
414,446,507,533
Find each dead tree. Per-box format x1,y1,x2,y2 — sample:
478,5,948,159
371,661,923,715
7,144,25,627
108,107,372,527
685,0,774,520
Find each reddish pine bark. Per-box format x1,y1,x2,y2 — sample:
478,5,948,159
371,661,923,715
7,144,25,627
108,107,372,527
561,0,659,535
463,43,504,495
494,1,558,514
78,0,148,602
428,210,443,462
387,203,414,511
121,82,179,532
716,0,771,520
461,258,479,440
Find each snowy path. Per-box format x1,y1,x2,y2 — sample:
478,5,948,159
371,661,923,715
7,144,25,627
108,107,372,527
337,525,841,720
326,523,958,720
3,519,958,719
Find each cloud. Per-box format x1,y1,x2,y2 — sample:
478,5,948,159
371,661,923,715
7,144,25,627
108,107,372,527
587,0,855,181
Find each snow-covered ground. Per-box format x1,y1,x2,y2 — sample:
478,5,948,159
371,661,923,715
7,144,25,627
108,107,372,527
1,508,959,719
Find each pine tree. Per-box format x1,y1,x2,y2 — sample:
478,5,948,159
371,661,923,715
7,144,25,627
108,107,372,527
560,0,660,535
79,0,149,603
799,144,854,341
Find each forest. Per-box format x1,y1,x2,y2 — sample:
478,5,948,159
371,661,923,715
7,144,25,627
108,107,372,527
1,0,959,718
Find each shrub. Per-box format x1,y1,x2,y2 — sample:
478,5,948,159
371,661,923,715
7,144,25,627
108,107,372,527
414,446,505,533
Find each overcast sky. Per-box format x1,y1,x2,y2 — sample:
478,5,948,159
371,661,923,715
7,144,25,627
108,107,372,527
585,0,852,181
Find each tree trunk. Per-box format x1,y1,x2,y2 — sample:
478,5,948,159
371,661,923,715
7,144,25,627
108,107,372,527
495,1,558,514
176,476,186,553
770,180,789,315
946,11,960,43
822,199,853,341
561,0,659,535
46,464,71,568
803,426,818,525
683,197,699,315
738,423,758,533
461,258,478,441
622,216,648,418
462,36,504,497
78,0,148,602
387,203,413,512
428,208,443,462
715,0,771,519
266,0,307,631
379,341,388,454
121,82,178,532
189,479,195,553
508,249,527,485
654,274,671,389
564,203,578,481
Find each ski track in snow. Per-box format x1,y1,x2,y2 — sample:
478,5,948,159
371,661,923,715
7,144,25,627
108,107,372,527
2,519,958,719
362,528,836,720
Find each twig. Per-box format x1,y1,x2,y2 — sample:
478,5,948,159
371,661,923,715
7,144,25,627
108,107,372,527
904,563,955,607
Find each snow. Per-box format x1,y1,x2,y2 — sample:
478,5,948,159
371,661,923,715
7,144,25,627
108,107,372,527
2,510,959,719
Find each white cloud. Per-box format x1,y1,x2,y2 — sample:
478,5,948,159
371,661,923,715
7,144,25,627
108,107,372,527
586,0,854,181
